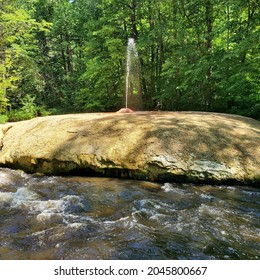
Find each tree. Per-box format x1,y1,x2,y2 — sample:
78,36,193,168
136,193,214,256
1,0,259,119
0,0,49,113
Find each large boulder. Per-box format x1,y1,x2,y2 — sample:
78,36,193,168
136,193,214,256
0,112,259,185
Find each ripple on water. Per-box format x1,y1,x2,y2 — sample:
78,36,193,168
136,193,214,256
0,168,259,260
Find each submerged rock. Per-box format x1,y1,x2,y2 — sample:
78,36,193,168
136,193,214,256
0,112,259,185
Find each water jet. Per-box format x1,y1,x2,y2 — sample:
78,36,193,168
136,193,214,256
117,38,142,113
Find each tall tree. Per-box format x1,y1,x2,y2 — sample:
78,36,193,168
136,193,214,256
0,0,52,113
1,0,259,119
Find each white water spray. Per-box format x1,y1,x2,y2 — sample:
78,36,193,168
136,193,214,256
125,38,140,109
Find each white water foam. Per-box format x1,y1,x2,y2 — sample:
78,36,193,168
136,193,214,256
200,193,214,200
161,183,174,192
0,192,13,207
104,215,138,229
161,183,188,196
36,212,63,224
0,172,14,185
1,186,91,226
12,187,39,204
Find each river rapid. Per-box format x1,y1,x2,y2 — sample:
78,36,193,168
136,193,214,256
0,168,259,260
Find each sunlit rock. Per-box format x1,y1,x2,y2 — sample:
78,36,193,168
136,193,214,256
0,112,259,185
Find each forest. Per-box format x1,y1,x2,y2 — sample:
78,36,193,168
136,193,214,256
0,0,259,122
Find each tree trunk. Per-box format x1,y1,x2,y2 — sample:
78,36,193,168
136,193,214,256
204,0,213,108
130,0,138,40
205,0,213,51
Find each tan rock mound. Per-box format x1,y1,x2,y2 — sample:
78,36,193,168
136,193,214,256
0,111,259,185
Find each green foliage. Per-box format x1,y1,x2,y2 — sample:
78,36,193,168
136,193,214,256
7,94,49,122
0,114,8,124
8,110,34,122
1,0,259,119
0,0,50,113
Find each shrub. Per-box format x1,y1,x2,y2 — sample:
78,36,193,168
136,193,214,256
8,110,34,122
7,94,50,122
0,114,8,124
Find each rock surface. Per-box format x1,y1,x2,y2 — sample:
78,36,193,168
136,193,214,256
0,112,259,185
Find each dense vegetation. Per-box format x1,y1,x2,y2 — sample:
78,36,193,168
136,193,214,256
0,0,259,121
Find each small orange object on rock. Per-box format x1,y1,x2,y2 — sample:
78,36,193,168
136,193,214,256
116,108,134,113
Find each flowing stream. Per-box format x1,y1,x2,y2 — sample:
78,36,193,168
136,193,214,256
0,168,259,260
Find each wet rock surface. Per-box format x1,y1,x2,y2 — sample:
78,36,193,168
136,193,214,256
0,111,259,185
